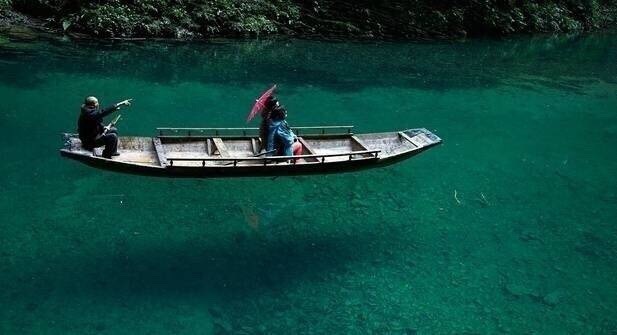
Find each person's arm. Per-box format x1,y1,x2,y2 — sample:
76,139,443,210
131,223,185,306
286,121,297,141
93,99,132,118
277,126,295,156
97,105,120,118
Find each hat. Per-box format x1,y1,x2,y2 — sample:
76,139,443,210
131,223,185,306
84,96,99,106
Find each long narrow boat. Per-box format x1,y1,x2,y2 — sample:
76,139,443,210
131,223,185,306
59,126,441,177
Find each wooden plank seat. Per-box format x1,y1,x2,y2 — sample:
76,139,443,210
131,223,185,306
251,138,259,155
296,137,319,162
398,131,418,148
350,135,377,158
212,138,230,157
296,137,315,154
152,137,167,166
351,135,368,150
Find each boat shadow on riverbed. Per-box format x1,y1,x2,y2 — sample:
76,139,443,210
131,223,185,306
12,224,405,304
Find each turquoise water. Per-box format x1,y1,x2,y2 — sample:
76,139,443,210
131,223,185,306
1,32,616,334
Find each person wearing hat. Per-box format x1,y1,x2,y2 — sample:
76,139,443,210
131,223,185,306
260,96,302,157
78,96,131,159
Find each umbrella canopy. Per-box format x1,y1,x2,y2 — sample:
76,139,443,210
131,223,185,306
246,84,277,123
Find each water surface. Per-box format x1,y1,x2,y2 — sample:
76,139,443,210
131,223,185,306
0,32,616,334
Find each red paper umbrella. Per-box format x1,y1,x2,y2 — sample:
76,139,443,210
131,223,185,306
246,84,277,123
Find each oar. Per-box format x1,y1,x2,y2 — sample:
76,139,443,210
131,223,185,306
103,114,121,135
111,114,122,125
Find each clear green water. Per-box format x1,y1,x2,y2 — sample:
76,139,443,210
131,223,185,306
1,32,616,334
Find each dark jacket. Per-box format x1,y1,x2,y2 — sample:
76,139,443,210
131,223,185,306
78,104,118,148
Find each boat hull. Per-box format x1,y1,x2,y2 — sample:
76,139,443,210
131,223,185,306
60,127,441,178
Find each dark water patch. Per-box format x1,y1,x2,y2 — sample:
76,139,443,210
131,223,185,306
575,231,617,263
0,33,615,93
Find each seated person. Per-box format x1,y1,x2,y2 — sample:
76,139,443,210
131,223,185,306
261,96,302,157
78,96,131,158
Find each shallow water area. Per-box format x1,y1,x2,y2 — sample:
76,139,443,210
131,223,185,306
0,32,616,334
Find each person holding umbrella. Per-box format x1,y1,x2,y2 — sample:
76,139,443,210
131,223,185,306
261,96,302,157
247,85,301,157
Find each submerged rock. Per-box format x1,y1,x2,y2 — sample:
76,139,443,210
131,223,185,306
542,290,565,307
503,281,538,298
519,230,541,242
212,321,232,335
504,282,528,297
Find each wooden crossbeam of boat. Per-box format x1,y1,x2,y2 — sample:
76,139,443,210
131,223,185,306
166,149,381,167
158,127,258,137
296,137,319,162
212,138,230,157
152,137,168,167
398,131,418,148
351,135,378,158
205,138,212,156
291,126,354,136
351,135,369,150
157,125,354,138
296,137,316,155
250,138,259,155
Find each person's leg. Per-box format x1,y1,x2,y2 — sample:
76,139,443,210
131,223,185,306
81,141,95,151
291,141,303,163
292,141,302,156
108,128,120,154
101,133,118,158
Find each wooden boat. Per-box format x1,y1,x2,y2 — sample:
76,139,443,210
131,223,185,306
60,126,441,177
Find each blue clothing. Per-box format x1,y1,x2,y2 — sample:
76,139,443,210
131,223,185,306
266,119,296,156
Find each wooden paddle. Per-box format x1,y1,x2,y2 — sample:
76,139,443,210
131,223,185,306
103,114,122,135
